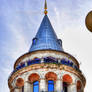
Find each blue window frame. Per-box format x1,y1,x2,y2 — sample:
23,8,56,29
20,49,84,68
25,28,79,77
48,80,54,91
32,38,37,45
21,63,25,68
33,81,39,92
27,60,32,66
74,65,78,70
31,58,41,64
61,59,66,64
34,58,41,64
69,62,73,67
16,65,21,70
44,57,58,64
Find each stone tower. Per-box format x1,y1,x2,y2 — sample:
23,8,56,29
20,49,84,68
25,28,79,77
8,1,86,92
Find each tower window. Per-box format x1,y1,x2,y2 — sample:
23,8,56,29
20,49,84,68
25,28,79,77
32,38,37,45
20,63,25,68
63,82,68,92
62,74,72,92
48,80,54,92
57,39,62,46
33,81,39,92
44,57,58,63
77,80,82,92
27,60,32,66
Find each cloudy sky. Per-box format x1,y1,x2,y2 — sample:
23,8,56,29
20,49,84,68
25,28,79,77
0,0,92,92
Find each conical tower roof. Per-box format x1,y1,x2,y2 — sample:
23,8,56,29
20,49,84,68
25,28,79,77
29,15,63,52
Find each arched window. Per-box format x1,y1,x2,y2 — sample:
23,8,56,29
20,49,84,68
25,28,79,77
48,80,54,91
16,78,24,92
63,82,68,92
62,74,72,92
77,80,82,92
32,38,37,45
33,81,39,92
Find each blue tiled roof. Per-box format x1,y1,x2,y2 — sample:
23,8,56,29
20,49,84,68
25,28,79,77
29,15,63,52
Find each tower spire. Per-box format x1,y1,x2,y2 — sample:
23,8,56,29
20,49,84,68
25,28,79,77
44,0,48,15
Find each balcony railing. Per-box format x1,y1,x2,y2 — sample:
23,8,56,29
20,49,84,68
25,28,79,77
9,57,81,78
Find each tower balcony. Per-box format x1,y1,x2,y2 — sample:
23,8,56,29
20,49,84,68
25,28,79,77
10,56,81,76
9,56,82,80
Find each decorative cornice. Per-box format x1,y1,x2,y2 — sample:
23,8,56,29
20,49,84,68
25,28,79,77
14,50,79,69
8,63,86,90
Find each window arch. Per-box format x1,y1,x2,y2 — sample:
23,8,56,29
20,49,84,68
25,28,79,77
62,74,73,92
63,74,72,84
77,80,82,92
45,72,57,81
45,72,57,92
48,80,54,91
28,73,40,83
33,81,39,92
28,73,40,92
32,38,37,45
16,78,24,87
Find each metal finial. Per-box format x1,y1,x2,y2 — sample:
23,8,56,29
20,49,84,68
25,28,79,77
44,0,48,15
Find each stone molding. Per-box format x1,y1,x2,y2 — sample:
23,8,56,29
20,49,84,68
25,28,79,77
8,63,86,90
14,50,79,69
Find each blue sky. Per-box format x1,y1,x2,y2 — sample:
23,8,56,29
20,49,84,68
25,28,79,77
0,0,92,92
